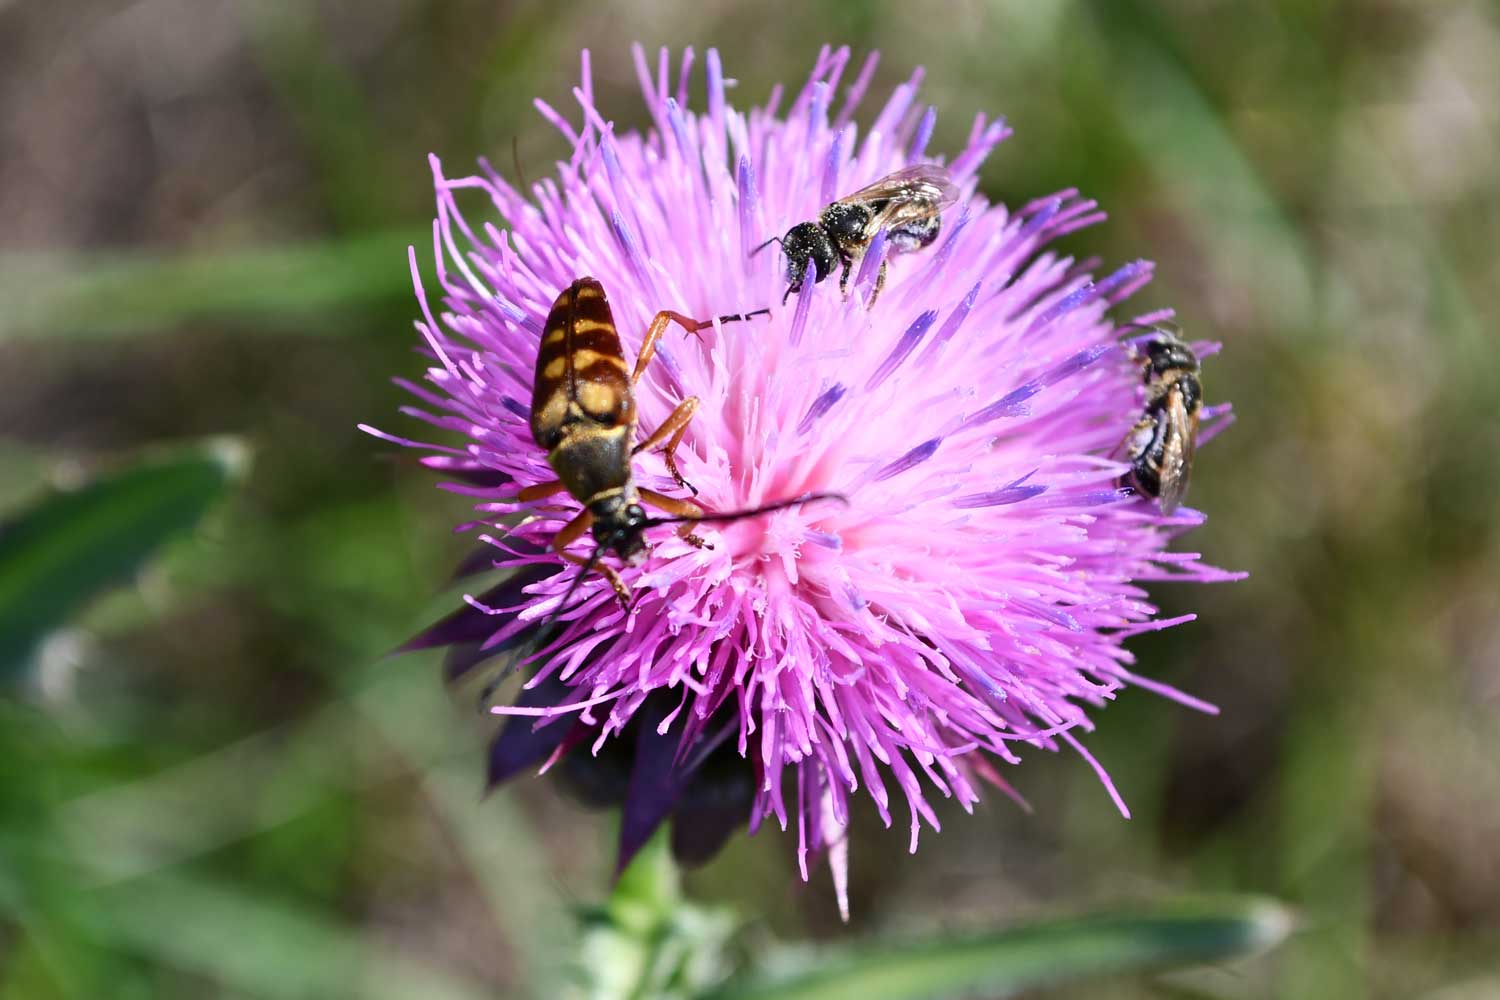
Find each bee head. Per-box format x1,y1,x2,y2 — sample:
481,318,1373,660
780,222,839,299
1141,336,1198,380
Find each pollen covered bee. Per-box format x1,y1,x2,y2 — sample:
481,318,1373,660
520,277,842,608
1120,322,1203,514
758,164,960,306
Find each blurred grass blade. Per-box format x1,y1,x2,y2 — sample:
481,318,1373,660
0,229,422,340
243,3,394,232
91,874,494,1000
704,898,1294,1000
0,441,247,675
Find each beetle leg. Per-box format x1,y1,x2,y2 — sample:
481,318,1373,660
551,509,630,608
633,309,771,384
632,396,701,494
639,488,711,550
517,479,569,502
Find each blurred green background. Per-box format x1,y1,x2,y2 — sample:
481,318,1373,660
2,1,1497,997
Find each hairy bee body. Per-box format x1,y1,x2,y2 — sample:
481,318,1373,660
768,164,959,305
1122,325,1203,514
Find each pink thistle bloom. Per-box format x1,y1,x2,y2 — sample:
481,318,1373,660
370,45,1240,914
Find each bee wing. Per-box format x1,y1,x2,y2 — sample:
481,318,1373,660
839,164,961,207
1155,391,1200,514
840,164,962,237
1123,319,1184,341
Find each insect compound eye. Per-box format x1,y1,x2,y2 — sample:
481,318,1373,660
614,526,649,565
810,241,839,281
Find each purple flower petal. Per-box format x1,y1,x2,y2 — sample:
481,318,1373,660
874,437,941,481
616,699,692,875
953,479,1049,509
399,560,561,682
396,564,556,656
798,383,846,434
866,310,938,391
671,756,757,867
486,673,577,788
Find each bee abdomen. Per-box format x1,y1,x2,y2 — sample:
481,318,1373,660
1175,372,1203,414
887,215,942,252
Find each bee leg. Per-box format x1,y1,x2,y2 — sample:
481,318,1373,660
837,257,855,297
867,259,888,308
552,509,631,609
517,479,569,502
632,396,701,495
639,488,712,550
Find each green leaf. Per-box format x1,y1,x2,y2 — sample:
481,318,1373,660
0,441,247,676
575,831,737,1000
703,898,1294,1000
607,827,683,933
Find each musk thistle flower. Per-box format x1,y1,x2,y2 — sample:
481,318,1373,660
370,46,1237,913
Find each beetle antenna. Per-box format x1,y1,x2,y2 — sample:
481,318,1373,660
644,491,847,527
477,541,605,708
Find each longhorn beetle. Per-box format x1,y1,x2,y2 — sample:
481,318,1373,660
517,277,844,611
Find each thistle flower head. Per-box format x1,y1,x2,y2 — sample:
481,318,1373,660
371,45,1238,913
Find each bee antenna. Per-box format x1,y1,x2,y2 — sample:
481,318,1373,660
476,541,605,709
644,491,848,527
751,235,784,256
